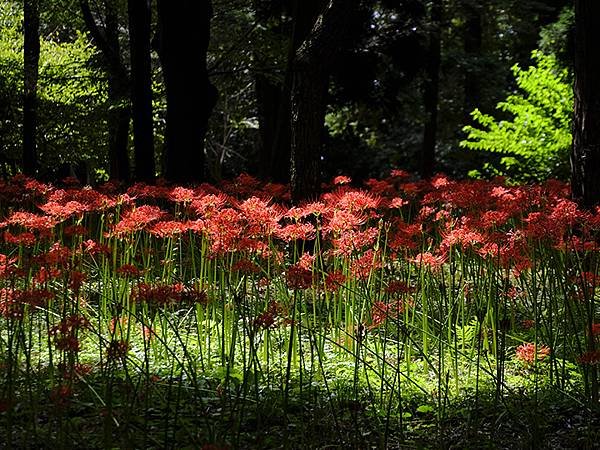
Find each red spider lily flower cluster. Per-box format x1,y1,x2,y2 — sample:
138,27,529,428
49,314,90,352
515,342,551,365
0,287,54,320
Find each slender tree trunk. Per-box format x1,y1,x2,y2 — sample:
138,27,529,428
23,0,40,176
80,0,131,181
463,0,481,122
289,0,356,203
128,0,155,182
571,0,600,210
421,0,442,179
158,0,218,183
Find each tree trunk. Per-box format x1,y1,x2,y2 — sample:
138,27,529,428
421,0,442,179
128,0,155,182
253,0,294,183
80,0,131,182
23,0,40,176
256,75,291,183
157,0,218,184
463,0,482,122
572,0,600,404
571,0,600,210
289,0,357,203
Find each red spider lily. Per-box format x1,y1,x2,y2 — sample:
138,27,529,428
148,220,190,238
222,173,263,198
0,253,17,278
477,210,511,230
82,239,111,256
385,280,414,296
43,242,72,267
190,193,228,218
4,230,38,246
389,197,408,209
112,205,166,236
109,316,128,334
1,287,54,319
350,249,382,281
368,299,412,329
333,175,352,185
49,314,90,352
49,384,73,408
106,340,129,360
323,210,367,236
286,264,313,290
169,186,198,203
254,301,285,329
324,189,380,214
231,258,262,275
38,200,87,220
69,270,86,294
33,266,62,285
365,178,396,196
7,211,56,230
285,201,328,220
277,222,316,242
332,227,379,257
0,288,23,319
141,324,154,341
132,282,185,306
440,225,485,252
58,362,93,380
390,169,411,179
577,350,600,366
411,251,446,271
180,285,209,305
515,342,551,365
204,208,243,255
388,219,422,252
63,224,87,237
521,319,535,330
126,182,170,200
323,271,346,293
237,196,283,237
116,264,143,278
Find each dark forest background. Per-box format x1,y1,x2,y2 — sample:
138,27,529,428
0,0,582,198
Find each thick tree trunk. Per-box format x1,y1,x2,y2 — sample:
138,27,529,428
253,0,294,183
571,0,600,210
158,0,218,184
23,0,40,176
572,0,600,405
128,0,155,182
256,75,291,183
421,0,442,179
289,0,356,203
80,0,131,182
290,61,328,202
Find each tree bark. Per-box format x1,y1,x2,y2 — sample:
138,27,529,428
80,0,131,182
157,0,218,184
463,0,481,122
571,0,600,210
23,0,40,176
128,0,155,182
421,0,442,179
253,0,294,183
289,0,357,203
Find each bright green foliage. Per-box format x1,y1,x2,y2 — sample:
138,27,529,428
460,51,572,182
0,1,106,175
